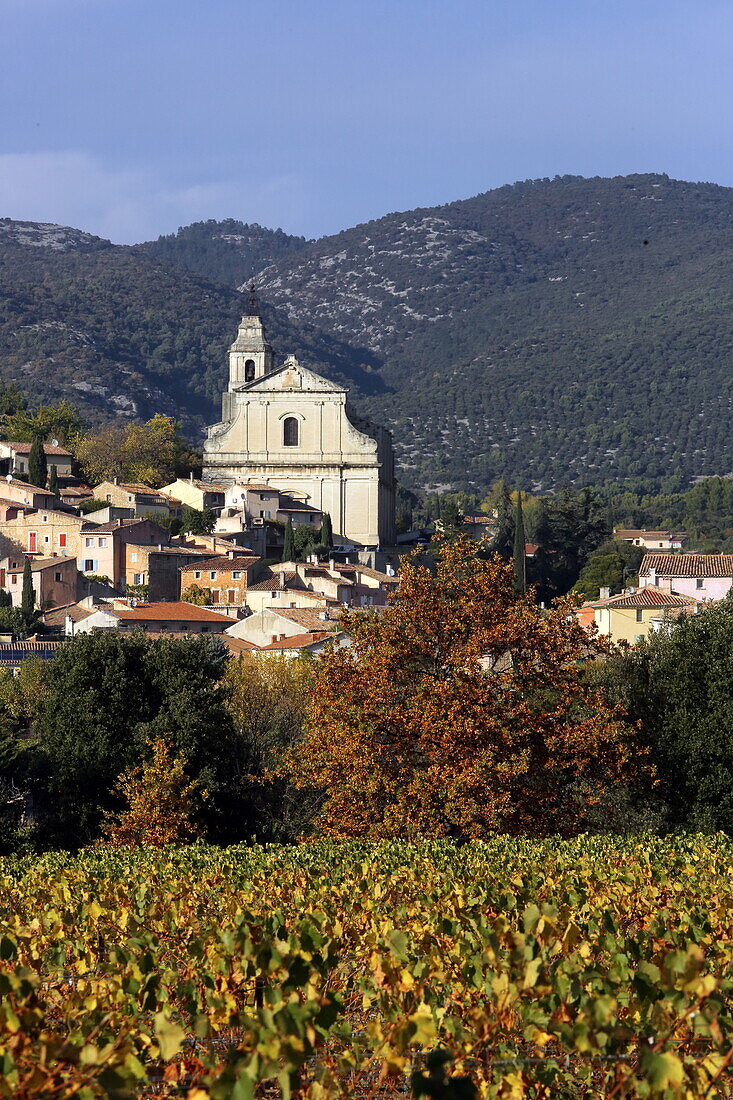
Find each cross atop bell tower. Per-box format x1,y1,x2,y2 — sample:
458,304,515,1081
228,280,274,390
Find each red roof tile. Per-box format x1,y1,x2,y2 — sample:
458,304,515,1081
640,554,733,578
591,589,699,609
112,602,238,623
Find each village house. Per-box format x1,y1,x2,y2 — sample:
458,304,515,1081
73,601,238,634
613,528,685,551
257,631,346,658
94,480,182,519
0,507,86,561
638,553,733,600
583,587,700,645
0,638,64,671
3,555,77,610
242,576,336,616
160,477,227,514
0,478,65,512
224,606,342,647
179,554,262,609
0,442,73,480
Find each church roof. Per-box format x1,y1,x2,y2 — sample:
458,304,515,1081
237,357,346,395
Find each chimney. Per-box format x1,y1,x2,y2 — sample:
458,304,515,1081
318,610,329,621
227,549,235,559
649,568,657,586
189,471,194,483
599,586,610,600
113,477,118,485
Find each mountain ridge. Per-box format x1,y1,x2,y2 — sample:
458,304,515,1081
2,173,733,492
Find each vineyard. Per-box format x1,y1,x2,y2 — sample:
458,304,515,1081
2,837,733,1098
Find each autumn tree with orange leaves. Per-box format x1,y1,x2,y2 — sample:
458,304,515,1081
288,537,645,839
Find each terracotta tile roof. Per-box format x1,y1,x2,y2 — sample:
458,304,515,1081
80,518,157,533
591,589,699,610
640,554,733,578
180,555,260,571
6,557,73,573
6,442,72,456
236,483,279,493
112,602,238,623
272,608,341,630
42,603,94,626
333,564,397,583
260,631,335,650
614,529,681,540
5,478,56,495
219,635,259,655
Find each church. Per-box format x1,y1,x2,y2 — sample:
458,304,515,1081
202,297,396,547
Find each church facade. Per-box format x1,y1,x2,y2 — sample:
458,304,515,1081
202,307,396,547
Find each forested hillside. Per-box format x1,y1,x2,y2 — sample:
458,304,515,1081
3,173,733,492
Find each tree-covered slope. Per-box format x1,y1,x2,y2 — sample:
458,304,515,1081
2,174,733,491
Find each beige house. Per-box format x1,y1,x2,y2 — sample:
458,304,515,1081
225,606,341,647
202,307,395,547
95,481,181,518
74,601,237,634
613,528,685,551
586,588,699,644
0,442,73,480
160,477,227,514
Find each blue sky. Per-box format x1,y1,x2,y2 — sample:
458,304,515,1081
1,0,731,243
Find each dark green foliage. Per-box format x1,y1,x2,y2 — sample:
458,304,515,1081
20,560,34,623
491,481,514,560
529,487,609,601
439,497,464,538
0,590,11,609
574,539,644,599
292,523,318,560
0,607,32,639
592,603,733,832
37,631,240,846
180,505,215,535
282,516,295,561
78,498,108,514
48,464,58,496
603,476,733,551
513,491,526,593
27,436,47,489
319,512,333,549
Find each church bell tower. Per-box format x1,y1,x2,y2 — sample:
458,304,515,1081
227,281,274,391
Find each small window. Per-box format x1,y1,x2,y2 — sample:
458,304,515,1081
42,514,48,523
194,571,201,580
54,571,62,582
131,552,138,562
635,609,643,623
232,571,241,580
85,538,93,548
696,578,704,589
43,535,50,543
209,571,217,581
283,417,299,447
98,538,107,548
271,591,277,599
10,576,17,585
133,573,143,585
244,359,256,382
211,590,220,603
84,559,96,572
59,533,67,549
262,510,271,520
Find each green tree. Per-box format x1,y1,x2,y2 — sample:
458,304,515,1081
592,602,733,831
573,540,644,600
38,632,239,846
27,436,47,489
512,491,526,593
21,560,35,624
48,464,59,496
5,400,84,447
282,516,295,562
491,480,514,560
293,523,318,560
180,505,215,535
320,512,333,549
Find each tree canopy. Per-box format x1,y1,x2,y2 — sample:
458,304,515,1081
288,537,641,839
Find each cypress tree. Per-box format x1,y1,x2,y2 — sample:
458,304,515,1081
282,517,295,562
21,558,35,623
492,480,514,560
48,464,59,496
320,512,333,549
28,436,47,489
513,491,526,594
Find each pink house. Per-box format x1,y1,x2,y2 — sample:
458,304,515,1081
638,553,733,601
